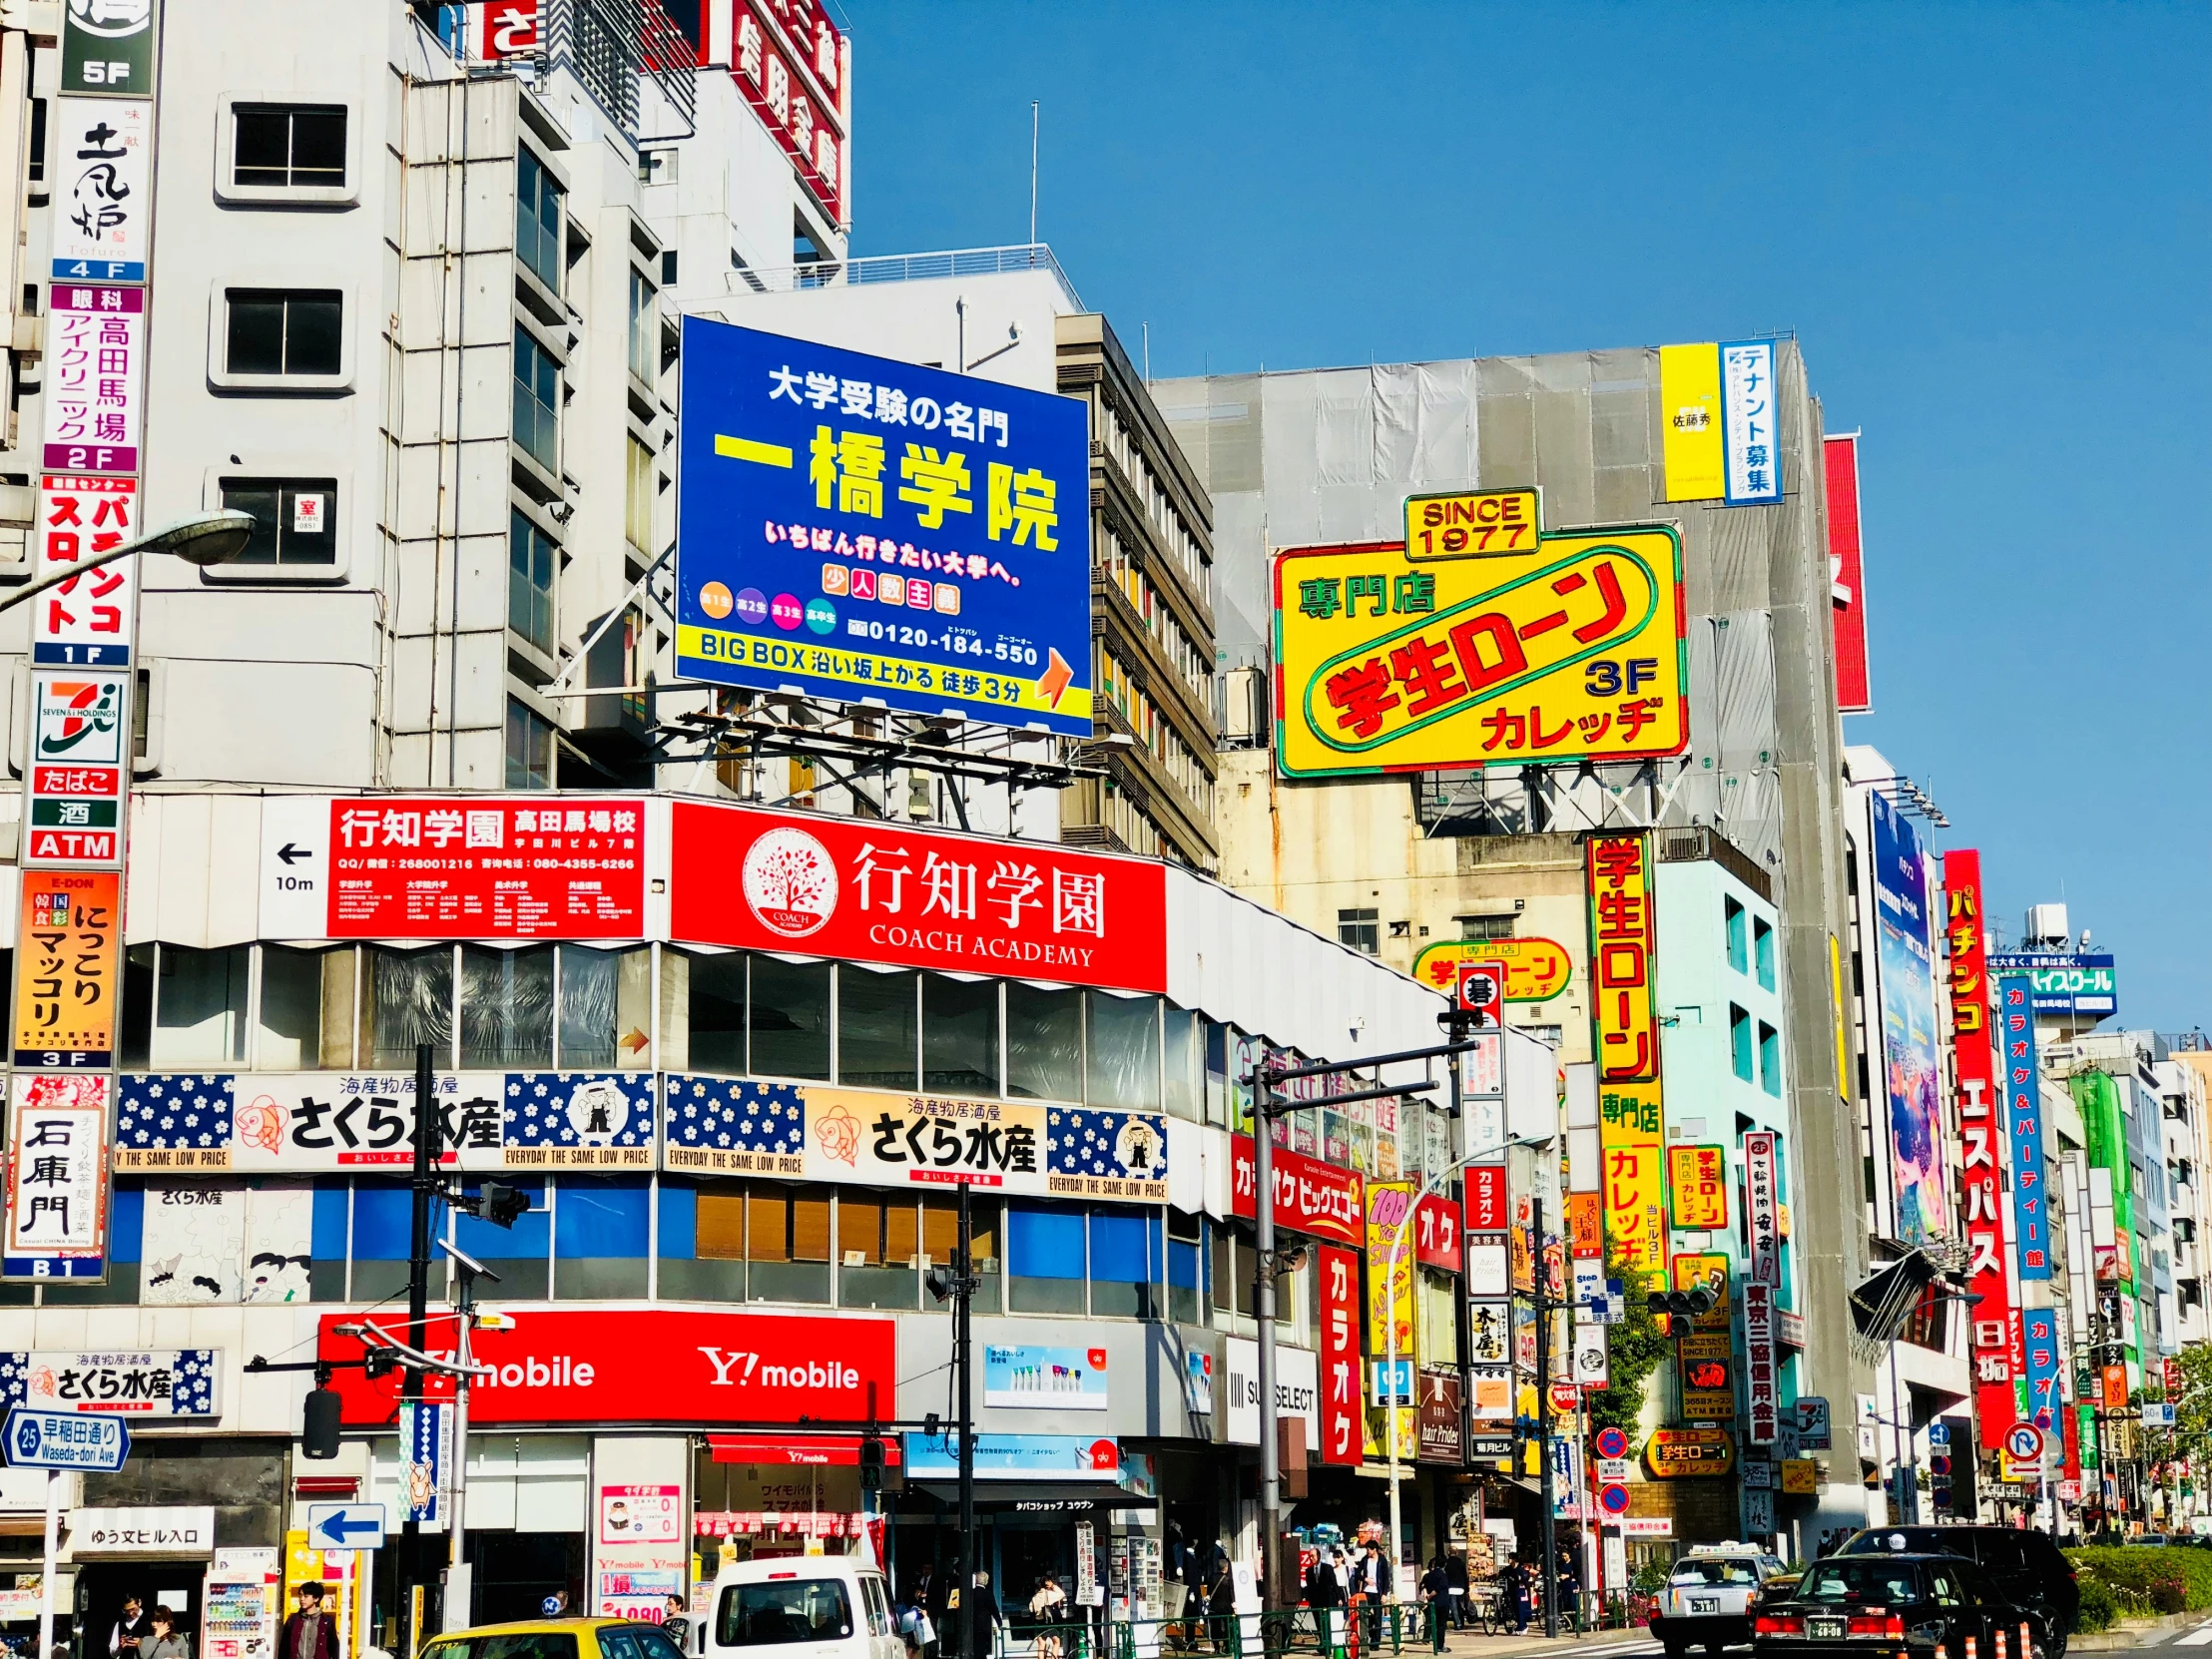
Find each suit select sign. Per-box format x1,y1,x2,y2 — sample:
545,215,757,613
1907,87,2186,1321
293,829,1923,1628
318,1310,895,1426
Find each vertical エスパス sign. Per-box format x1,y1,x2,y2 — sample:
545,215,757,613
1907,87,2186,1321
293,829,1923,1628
9,0,164,1282
1587,833,1663,1267
1945,849,2018,1450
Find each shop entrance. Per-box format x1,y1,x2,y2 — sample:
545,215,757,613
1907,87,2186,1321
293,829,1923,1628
76,1560,209,1659
463,1532,585,1626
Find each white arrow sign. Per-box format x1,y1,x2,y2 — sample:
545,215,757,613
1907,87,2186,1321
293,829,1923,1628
307,1503,387,1550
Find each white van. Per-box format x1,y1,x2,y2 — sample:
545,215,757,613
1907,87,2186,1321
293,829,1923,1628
701,1558,903,1659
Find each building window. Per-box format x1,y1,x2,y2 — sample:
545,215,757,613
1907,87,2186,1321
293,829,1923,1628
1725,897,1748,975
233,104,345,188
505,698,553,789
513,325,559,472
1007,1203,1086,1316
750,955,831,1081
220,478,336,567
923,973,999,1096
151,944,250,1067
1089,1210,1161,1319
1754,917,1776,990
516,147,563,291
226,288,341,376
1007,983,1081,1103
361,945,455,1072
1729,1004,1755,1083
625,434,655,552
1458,914,1515,941
1759,1021,1782,1097
1087,992,1161,1111
509,509,555,651
838,966,919,1090
554,1176,650,1299
628,267,657,385
1338,907,1380,955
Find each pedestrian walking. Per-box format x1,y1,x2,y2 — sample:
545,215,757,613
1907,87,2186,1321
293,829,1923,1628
1420,1558,1448,1654
1444,1552,1470,1631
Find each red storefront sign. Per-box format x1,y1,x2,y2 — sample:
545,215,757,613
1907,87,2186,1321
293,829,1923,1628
672,802,1168,994
1413,1193,1461,1273
316,1309,895,1426
1945,848,2016,1452
1463,1164,1507,1232
327,799,646,939
1743,1280,1778,1446
1230,1136,1365,1248
708,1434,902,1467
1318,1244,1362,1466
1823,434,1873,713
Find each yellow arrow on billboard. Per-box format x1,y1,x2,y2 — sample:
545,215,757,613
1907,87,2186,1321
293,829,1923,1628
714,434,794,467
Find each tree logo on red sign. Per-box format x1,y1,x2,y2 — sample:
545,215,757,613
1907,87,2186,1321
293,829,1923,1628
743,826,838,937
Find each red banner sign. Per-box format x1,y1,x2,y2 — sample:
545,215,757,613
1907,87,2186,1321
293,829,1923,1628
316,1309,895,1426
1824,434,1872,714
672,802,1168,993
1230,1136,1365,1248
1945,848,2015,1451
327,799,646,940
1463,1164,1507,1232
1413,1193,1461,1273
1318,1244,1363,1466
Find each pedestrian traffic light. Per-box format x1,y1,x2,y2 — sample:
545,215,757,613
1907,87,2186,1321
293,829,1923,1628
860,1435,885,1492
301,1382,342,1460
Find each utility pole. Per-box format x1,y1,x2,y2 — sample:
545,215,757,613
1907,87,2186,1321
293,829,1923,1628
957,1177,977,1659
1534,1192,1558,1639
1255,1092,1280,1611
399,1041,445,1650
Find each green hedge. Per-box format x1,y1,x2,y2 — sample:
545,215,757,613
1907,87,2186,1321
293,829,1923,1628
2065,1546,2212,1626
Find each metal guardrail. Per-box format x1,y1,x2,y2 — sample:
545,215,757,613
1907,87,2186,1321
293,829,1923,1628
988,1601,1585,1659
725,245,1084,308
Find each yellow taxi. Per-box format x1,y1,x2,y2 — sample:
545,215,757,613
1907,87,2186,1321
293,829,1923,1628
420,1618,690,1659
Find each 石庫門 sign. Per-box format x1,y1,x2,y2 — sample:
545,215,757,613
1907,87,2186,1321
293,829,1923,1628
1272,502,1687,777
674,320,1094,735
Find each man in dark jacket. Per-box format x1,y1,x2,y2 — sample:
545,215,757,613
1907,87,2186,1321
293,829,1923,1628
279,1583,337,1659
1354,1541,1388,1651
1444,1553,1471,1630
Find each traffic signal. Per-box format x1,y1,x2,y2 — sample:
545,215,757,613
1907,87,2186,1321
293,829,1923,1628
476,1181,532,1229
1647,1285,1718,1337
301,1385,342,1460
362,1346,400,1382
860,1436,885,1492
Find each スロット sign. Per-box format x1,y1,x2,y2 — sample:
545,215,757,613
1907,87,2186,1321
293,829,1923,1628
675,320,1093,735
1273,513,1687,777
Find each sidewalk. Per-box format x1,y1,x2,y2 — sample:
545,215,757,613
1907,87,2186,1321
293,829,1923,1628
1305,1626,1658,1659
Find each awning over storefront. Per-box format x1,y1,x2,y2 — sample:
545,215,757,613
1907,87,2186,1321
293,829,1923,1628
709,1434,902,1467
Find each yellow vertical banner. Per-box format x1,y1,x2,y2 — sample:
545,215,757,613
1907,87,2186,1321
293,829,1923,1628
1366,1180,1415,1360
1659,343,1725,502
1588,833,1665,1266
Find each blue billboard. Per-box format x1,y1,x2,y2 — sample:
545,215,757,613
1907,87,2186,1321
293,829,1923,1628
674,319,1093,735
1987,951,2117,1020
1870,793,1948,1245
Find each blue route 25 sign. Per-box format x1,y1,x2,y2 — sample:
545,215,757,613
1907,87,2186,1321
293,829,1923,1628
675,319,1094,736
3,1405,128,1471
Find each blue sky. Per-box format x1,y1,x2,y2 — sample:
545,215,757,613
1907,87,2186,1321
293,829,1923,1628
847,2,2212,1031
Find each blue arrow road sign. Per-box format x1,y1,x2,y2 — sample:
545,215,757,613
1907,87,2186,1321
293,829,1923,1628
307,1504,387,1549
3,1407,128,1472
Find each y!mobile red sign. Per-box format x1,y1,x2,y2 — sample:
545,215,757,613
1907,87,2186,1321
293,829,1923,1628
318,1309,895,1426
671,802,1168,993
327,799,646,940
1231,1136,1365,1248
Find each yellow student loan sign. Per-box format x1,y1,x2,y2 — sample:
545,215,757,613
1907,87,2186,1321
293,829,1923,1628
1272,499,1689,778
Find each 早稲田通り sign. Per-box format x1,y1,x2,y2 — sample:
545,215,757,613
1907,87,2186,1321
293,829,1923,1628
673,319,1094,735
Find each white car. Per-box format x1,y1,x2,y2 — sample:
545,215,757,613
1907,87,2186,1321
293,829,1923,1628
1649,1544,1786,1657
702,1558,905,1659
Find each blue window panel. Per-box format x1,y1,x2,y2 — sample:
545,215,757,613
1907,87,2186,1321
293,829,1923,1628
1754,919,1777,991
1090,1211,1159,1283
1725,899,1748,974
111,1184,144,1264
1008,1205,1085,1280
1730,1006,1754,1083
658,1181,697,1262
352,1180,417,1260
1760,1025,1783,1098
311,1180,349,1261
555,1177,650,1260
1168,1239,1199,1290
457,1178,548,1260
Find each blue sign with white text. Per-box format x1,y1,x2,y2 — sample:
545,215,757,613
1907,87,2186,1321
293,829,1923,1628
2021,1307,2061,1428
3,1405,128,1470
1998,974,2051,1282
675,320,1094,735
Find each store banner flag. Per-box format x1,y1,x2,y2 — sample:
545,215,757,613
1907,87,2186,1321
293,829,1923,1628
1587,833,1664,1266
674,319,1094,735
1660,343,1725,503
1823,434,1872,712
1318,1245,1362,1466
1946,849,2018,1450
1720,340,1783,506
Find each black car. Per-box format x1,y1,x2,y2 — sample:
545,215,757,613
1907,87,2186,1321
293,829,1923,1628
1754,1554,2048,1659
1834,1525,2078,1657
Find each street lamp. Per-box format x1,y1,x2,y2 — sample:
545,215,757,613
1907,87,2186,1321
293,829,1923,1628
0,508,256,614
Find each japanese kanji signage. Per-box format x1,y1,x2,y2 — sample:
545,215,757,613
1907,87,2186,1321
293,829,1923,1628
41,284,144,475
1945,848,2016,1451
1660,342,1724,502
60,0,159,97
1667,1145,1729,1231
1318,1245,1362,1466
2020,1307,2061,1432
659,1077,1167,1206
14,1349,217,1417
51,99,151,282
326,798,645,940
1743,1281,1779,1446
113,1072,654,1174
709,0,848,223
34,475,139,667
1411,936,1571,1004
1230,1136,1365,1247
671,800,1166,994
1823,434,1872,712
1412,1193,1461,1273
675,320,1093,734
1744,1131,1781,1287
3,1073,110,1278
1986,950,2118,1019
1998,974,2051,1283
1366,1182,1415,1361
1273,521,1689,777
11,868,121,1066
1720,340,1784,506
1588,833,1664,1266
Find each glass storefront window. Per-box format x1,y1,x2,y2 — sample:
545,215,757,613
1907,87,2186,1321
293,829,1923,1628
1007,1203,1085,1315
1006,983,1080,1102
152,944,250,1066
922,975,998,1096
461,945,555,1069
257,945,330,1069
556,946,621,1068
1163,1006,1200,1121
554,1176,648,1298
688,953,746,1075
838,966,917,1089
1203,1020,1229,1127
352,1178,420,1302
365,945,453,1071
751,956,830,1080
1168,1209,1203,1325
1087,992,1160,1111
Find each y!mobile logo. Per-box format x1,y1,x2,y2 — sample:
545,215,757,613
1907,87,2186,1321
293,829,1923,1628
699,1347,862,1390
